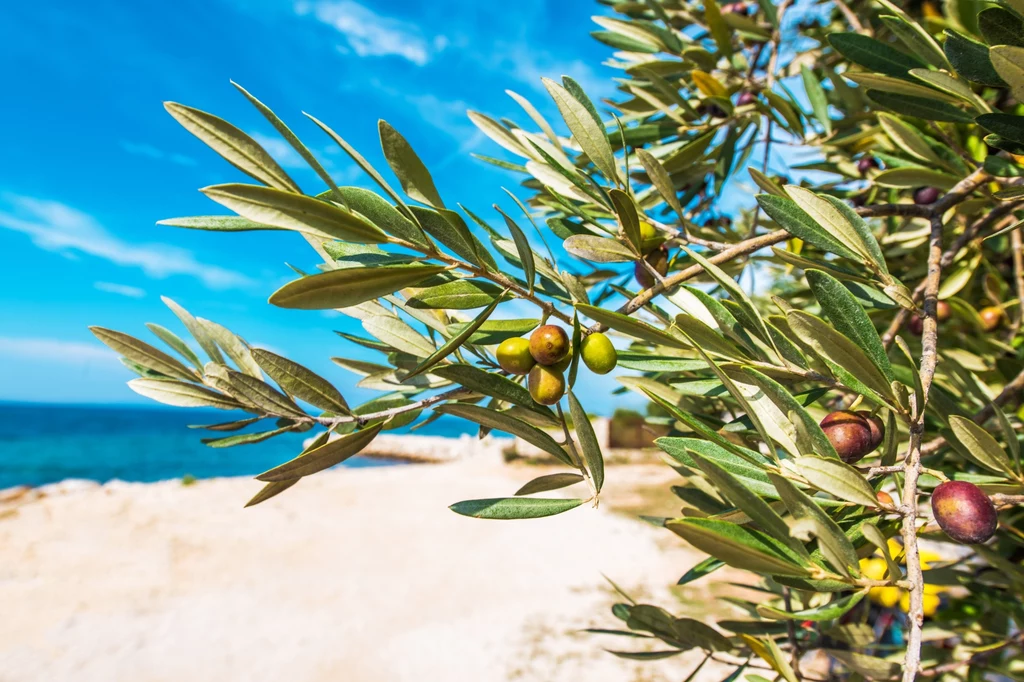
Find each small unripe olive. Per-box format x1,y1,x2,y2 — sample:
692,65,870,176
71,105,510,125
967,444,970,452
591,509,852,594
528,364,566,405
529,325,569,366
876,491,895,507
856,410,885,452
638,221,662,254
496,337,535,374
979,306,1002,332
914,186,940,205
820,410,874,463
931,481,998,544
936,300,951,322
581,333,617,374
635,249,668,289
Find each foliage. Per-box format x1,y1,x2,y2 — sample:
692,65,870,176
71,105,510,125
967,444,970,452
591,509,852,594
89,0,1024,678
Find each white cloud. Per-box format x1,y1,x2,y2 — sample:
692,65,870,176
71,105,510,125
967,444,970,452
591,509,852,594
487,41,606,97
0,194,255,290
0,337,115,364
119,140,197,167
295,1,442,66
94,281,146,298
249,131,306,170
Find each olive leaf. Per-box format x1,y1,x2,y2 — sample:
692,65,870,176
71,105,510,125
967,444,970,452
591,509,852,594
257,423,384,481
269,265,448,310
450,497,584,519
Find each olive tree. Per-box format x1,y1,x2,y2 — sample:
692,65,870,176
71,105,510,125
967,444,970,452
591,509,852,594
92,0,1024,678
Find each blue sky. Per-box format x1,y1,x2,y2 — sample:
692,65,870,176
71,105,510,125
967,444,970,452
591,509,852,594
0,0,819,411
0,0,627,406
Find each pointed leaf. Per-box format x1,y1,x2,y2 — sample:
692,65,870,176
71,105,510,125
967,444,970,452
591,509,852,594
378,120,444,208
251,348,349,413
269,264,448,310
202,184,387,243
568,390,604,492
515,473,585,496
666,518,812,577
90,327,198,382
450,496,583,519
435,403,572,465
128,378,241,410
792,456,879,507
257,423,383,481
542,78,618,184
164,102,300,192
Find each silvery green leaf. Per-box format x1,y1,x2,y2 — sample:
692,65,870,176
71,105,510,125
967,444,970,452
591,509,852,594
378,120,444,208
564,235,636,263
90,327,198,382
568,390,603,491
257,423,383,481
251,348,349,414
269,264,448,310
128,378,242,410
164,101,300,193
362,316,436,358
202,183,387,243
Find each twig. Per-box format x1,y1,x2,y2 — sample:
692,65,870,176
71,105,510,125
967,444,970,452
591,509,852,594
1009,228,1024,340
899,215,945,682
589,230,789,332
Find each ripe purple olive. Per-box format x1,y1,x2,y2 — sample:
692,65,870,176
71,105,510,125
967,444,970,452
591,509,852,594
820,410,874,463
857,157,878,174
909,301,951,336
931,481,998,544
529,325,569,366
635,248,669,289
856,410,885,451
908,314,924,336
736,91,757,106
914,187,941,205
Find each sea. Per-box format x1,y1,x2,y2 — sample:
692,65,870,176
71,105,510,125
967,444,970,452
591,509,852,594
0,402,476,489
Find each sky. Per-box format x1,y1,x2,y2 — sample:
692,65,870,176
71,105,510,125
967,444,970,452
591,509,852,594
0,0,813,411
0,0,633,407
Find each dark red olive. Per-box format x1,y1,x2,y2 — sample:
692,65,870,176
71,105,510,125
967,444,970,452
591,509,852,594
931,481,998,544
914,187,940,205
857,157,877,174
908,314,924,336
635,249,668,289
856,411,885,451
820,410,874,463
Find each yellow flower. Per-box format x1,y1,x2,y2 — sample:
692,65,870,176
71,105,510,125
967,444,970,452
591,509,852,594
900,584,944,617
860,544,947,616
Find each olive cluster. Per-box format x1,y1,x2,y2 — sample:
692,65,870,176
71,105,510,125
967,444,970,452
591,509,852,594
496,325,618,405
820,409,1000,545
819,410,885,464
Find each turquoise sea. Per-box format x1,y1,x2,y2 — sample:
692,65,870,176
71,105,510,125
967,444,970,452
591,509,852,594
0,402,476,489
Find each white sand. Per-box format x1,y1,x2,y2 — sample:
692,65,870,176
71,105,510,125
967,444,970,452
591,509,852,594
0,455,733,682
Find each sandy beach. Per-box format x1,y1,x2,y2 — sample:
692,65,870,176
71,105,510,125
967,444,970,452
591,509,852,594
0,453,734,682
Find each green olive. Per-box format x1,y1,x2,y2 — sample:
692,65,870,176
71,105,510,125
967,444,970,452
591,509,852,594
580,333,617,374
496,337,536,374
528,364,566,405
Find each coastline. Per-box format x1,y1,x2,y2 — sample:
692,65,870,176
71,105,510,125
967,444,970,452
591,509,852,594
0,451,733,682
